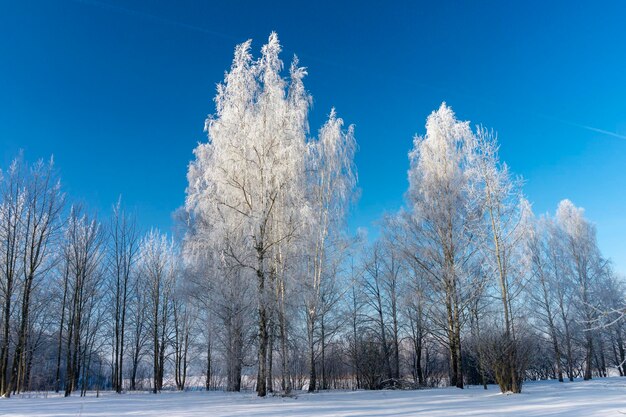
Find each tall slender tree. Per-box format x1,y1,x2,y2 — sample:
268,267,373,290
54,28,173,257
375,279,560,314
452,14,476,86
556,199,604,381
303,110,356,392
62,206,104,397
467,127,527,393
0,156,64,397
138,230,177,394
405,103,477,389
108,199,139,393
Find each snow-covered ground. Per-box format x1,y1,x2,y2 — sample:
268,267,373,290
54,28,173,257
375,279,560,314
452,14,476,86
2,378,626,416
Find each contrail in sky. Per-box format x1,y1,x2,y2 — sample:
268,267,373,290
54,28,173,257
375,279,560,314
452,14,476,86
562,122,626,140
536,114,626,140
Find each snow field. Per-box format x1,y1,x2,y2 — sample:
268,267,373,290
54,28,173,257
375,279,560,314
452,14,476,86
2,377,626,416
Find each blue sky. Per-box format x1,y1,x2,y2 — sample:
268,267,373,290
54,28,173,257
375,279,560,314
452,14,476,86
1,0,625,273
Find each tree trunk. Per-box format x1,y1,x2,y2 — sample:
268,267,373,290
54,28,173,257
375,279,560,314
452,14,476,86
267,321,274,393
616,328,626,377
308,312,316,393
279,297,289,393
205,337,212,391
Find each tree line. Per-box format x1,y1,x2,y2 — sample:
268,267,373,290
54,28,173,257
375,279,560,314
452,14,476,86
1,33,624,398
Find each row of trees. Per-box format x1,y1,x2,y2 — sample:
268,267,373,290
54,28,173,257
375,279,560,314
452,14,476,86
0,156,196,397
1,33,623,398
182,33,624,396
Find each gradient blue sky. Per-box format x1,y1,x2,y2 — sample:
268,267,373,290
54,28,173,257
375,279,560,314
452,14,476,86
1,0,625,273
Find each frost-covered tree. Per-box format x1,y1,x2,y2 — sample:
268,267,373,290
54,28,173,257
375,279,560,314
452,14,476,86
107,199,139,393
186,33,312,396
138,230,177,394
0,160,25,397
302,110,356,392
185,32,355,396
467,127,528,393
405,103,478,389
597,270,626,376
127,258,151,391
0,155,64,397
525,213,566,382
556,199,605,380
61,206,105,397
524,201,611,382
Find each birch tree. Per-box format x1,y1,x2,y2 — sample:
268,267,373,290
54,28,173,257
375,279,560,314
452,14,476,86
62,206,104,397
0,159,25,397
303,110,356,392
108,199,139,393
138,230,177,394
172,279,194,391
556,199,605,380
406,103,477,389
467,127,527,393
127,265,150,391
185,32,349,396
361,243,393,382
525,214,565,382
0,156,64,397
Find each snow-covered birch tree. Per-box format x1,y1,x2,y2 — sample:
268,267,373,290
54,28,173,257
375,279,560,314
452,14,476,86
61,206,105,397
186,33,312,397
556,199,605,380
138,230,177,394
107,199,139,393
525,213,566,382
0,156,64,397
302,110,356,392
467,127,528,393
405,103,477,389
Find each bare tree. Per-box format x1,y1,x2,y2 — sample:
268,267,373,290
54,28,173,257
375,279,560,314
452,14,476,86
127,265,150,391
0,156,64,397
108,199,139,393
0,158,26,397
172,276,195,391
361,243,393,382
62,206,104,397
138,230,177,394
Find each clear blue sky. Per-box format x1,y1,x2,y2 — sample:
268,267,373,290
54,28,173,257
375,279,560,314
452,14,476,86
1,0,625,273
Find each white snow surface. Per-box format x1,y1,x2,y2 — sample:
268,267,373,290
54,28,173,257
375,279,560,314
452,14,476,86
2,378,626,416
